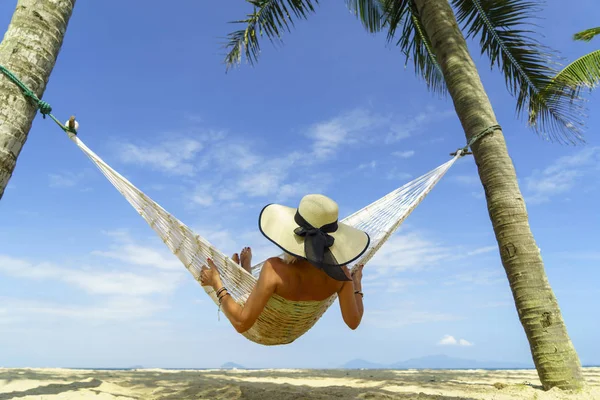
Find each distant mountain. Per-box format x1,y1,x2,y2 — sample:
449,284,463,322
342,355,533,370
221,362,245,369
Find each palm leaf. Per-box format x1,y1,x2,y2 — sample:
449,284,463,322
378,0,410,40
224,0,319,70
573,27,600,42
345,0,385,33
554,50,600,93
452,0,586,144
529,50,600,130
380,0,447,95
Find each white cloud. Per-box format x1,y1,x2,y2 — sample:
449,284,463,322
525,146,599,204
92,242,182,271
438,335,473,346
190,226,282,270
392,150,415,159
190,183,216,207
48,171,85,188
307,109,388,159
0,230,187,297
385,108,454,144
386,115,427,143
363,231,500,292
116,137,205,176
186,140,306,202
438,335,457,345
191,193,214,207
192,225,239,255
210,141,262,172
368,232,455,274
238,170,285,197
111,108,453,210
276,176,330,202
304,107,448,160
358,161,377,170
0,254,183,296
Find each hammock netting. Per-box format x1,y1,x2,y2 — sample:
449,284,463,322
69,133,461,345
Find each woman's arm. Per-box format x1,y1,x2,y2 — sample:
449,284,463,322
201,258,278,334
337,264,364,330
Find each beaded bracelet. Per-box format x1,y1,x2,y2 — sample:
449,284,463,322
218,292,230,304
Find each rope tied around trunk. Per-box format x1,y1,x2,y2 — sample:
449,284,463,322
0,64,77,135
451,124,502,157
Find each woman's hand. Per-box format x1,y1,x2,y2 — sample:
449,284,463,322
341,264,364,291
341,265,353,281
200,258,223,289
351,264,364,291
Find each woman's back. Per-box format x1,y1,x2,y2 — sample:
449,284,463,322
200,193,365,335
268,257,344,302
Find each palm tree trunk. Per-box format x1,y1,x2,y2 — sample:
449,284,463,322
412,0,584,391
0,0,76,200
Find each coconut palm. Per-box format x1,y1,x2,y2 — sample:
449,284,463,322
0,0,76,200
224,0,586,391
530,26,600,122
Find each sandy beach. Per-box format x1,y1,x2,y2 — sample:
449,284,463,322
0,367,597,399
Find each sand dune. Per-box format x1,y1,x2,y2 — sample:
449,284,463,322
0,367,597,399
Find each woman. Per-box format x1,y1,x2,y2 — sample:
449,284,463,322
200,194,369,334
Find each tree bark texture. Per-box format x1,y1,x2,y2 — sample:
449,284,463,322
412,0,584,391
0,0,76,199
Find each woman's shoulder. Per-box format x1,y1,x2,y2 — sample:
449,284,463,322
264,256,284,267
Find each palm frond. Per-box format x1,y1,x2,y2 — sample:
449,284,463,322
345,0,385,33
554,50,600,92
573,27,600,42
224,0,319,70
378,0,409,44
380,0,447,95
538,49,600,104
452,0,586,144
529,50,600,127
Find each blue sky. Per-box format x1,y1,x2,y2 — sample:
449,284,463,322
0,0,598,368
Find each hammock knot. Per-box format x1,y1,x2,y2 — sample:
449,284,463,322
38,100,52,117
1,64,75,135
451,124,502,157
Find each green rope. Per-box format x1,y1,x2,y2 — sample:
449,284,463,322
0,64,77,134
451,124,501,157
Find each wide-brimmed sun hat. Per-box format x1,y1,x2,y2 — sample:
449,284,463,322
259,194,370,281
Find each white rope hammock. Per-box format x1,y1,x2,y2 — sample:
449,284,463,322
68,132,462,345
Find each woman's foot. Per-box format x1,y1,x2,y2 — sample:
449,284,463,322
240,247,252,273
232,253,240,265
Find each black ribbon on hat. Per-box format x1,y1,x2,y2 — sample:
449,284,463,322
293,211,339,268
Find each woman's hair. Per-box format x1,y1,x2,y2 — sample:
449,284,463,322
281,252,299,264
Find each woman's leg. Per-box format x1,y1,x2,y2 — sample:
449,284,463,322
232,247,252,273
240,247,252,274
